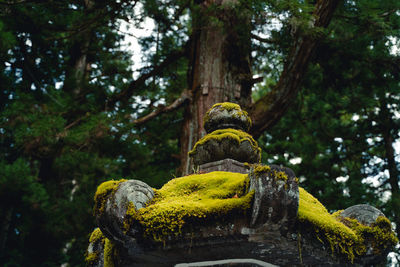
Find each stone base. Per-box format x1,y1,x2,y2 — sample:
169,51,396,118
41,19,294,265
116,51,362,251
199,159,248,174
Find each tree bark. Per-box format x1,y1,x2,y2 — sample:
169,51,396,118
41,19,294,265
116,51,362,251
179,0,253,175
381,102,400,238
179,0,340,174
62,0,94,96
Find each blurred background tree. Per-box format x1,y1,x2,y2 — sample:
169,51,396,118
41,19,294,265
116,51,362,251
0,0,399,266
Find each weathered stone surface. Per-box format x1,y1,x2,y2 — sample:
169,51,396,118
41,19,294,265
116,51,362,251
89,174,396,267
112,221,358,267
95,180,154,246
249,164,299,234
339,204,385,226
203,103,251,133
337,204,394,265
190,130,261,166
199,158,247,174
87,102,398,267
86,230,105,267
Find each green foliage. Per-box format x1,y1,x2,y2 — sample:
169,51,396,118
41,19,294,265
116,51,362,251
0,0,185,266
256,0,400,261
1,0,400,265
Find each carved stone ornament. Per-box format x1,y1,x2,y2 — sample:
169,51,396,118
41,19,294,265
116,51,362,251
86,102,398,267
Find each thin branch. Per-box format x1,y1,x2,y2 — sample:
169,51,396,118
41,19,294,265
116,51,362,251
133,89,191,125
249,0,340,138
250,33,277,44
107,42,189,109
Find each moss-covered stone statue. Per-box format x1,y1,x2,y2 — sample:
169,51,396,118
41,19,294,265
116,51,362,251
86,103,398,267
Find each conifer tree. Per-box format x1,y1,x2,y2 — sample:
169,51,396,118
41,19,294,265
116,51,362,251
0,0,399,265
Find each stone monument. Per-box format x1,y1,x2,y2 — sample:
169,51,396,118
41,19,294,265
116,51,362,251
86,102,398,267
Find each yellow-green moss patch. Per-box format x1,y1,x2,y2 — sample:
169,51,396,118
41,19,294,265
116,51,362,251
252,165,271,174
123,202,136,233
126,171,254,242
189,128,260,157
340,215,398,255
86,228,106,265
89,227,105,243
212,102,242,111
86,227,117,267
104,238,115,267
298,187,398,262
203,102,252,128
94,179,126,216
254,165,287,181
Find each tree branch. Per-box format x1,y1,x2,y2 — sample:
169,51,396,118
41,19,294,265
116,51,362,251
249,0,340,138
133,89,191,125
107,43,189,109
250,33,277,44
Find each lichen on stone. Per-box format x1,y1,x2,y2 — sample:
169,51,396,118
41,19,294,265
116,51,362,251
123,202,136,233
203,102,252,132
94,179,127,216
297,187,398,262
104,238,115,267
203,102,243,125
86,228,105,266
189,128,261,159
252,165,288,182
124,171,254,242
252,164,271,174
340,214,399,255
86,227,117,267
89,227,105,244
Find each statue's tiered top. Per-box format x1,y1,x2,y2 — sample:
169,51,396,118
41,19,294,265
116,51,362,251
189,102,260,172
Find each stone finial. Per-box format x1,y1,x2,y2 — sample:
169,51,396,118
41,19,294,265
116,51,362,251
189,103,260,172
203,102,251,133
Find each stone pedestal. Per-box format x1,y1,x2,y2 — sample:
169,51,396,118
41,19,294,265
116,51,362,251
86,102,398,267
199,159,247,174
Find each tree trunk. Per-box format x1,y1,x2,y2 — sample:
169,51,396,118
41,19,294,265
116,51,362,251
63,0,94,97
179,1,253,175
381,102,400,238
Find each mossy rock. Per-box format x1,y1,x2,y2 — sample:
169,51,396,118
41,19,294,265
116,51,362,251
124,171,254,242
189,129,261,165
297,188,398,263
203,102,252,133
89,170,398,266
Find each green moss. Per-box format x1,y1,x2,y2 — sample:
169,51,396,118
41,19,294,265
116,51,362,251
251,164,289,189
104,238,115,267
212,102,242,111
203,102,252,128
94,179,126,216
85,252,98,264
298,187,398,262
189,128,261,158
253,165,271,174
89,227,105,243
86,227,118,267
123,202,136,233
85,228,105,265
125,171,254,242
341,215,399,255
253,165,288,182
